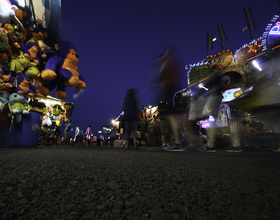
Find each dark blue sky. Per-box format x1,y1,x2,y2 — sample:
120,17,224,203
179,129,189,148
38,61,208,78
58,0,278,134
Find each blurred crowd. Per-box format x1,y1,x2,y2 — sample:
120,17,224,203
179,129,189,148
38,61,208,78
39,122,114,147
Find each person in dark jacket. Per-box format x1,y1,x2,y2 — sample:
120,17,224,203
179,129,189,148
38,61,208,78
121,88,139,149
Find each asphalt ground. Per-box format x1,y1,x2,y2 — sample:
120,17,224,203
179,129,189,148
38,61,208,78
0,145,280,220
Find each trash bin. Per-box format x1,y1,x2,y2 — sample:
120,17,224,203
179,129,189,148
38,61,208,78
8,110,43,147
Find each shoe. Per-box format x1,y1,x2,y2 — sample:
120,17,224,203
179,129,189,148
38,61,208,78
197,144,217,152
165,144,185,152
162,143,170,150
270,145,280,152
225,145,244,153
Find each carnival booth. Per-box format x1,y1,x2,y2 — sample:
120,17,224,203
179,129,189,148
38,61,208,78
0,0,85,147
176,11,280,148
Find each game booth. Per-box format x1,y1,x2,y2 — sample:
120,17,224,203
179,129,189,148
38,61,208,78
0,0,85,147
175,11,280,148
0,94,74,147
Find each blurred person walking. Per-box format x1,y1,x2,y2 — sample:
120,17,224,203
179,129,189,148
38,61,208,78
54,125,61,145
85,125,92,146
158,95,172,150
153,46,184,151
121,88,139,149
195,71,243,153
64,120,72,145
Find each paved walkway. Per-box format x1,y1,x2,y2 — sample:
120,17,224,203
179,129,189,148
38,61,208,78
0,146,280,219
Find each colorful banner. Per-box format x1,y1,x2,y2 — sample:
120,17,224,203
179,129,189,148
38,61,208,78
216,104,230,127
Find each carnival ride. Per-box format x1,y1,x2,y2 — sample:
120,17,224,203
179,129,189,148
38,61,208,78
174,11,280,147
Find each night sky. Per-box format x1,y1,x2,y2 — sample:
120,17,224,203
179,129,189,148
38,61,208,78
57,0,279,134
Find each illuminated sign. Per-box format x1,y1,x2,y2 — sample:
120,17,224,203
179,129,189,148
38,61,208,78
269,26,280,35
102,126,112,134
247,41,262,53
205,50,234,70
209,115,215,122
263,13,280,49
222,87,253,102
199,115,215,129
216,104,230,127
269,21,280,35
236,40,263,62
222,88,243,102
200,119,210,128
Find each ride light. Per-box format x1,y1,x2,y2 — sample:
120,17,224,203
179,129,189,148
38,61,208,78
198,83,208,91
252,60,262,71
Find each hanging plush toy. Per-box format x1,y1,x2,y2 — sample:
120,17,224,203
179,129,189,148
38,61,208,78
8,92,30,123
25,65,40,81
26,19,50,49
1,68,15,92
3,23,18,52
0,90,10,112
52,104,64,116
15,73,39,97
9,50,36,74
0,26,9,45
39,41,86,99
0,42,12,67
14,41,46,65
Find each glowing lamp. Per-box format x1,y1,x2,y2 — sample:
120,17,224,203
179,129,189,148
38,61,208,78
212,37,223,51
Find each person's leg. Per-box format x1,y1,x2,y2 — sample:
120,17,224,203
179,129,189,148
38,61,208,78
133,138,137,148
165,114,185,151
186,120,199,146
207,127,216,148
124,120,130,148
168,114,181,145
230,119,241,146
197,127,217,152
263,108,280,152
225,116,244,153
132,119,138,148
160,117,170,148
161,134,165,145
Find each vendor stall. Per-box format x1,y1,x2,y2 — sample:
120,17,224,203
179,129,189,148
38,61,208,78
0,1,81,147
